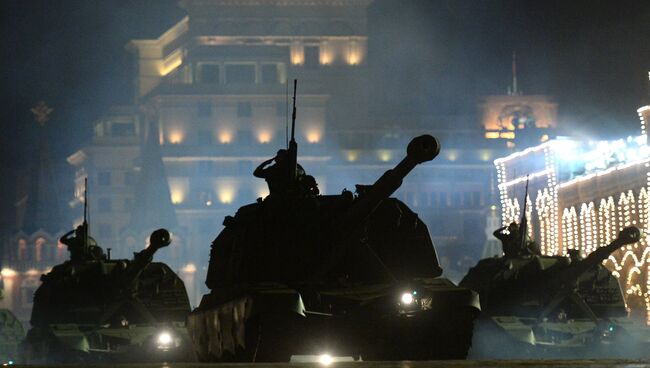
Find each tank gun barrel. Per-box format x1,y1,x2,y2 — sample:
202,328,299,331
336,135,440,234
121,229,172,290
551,226,640,288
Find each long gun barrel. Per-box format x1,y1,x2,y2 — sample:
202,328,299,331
121,229,172,291
549,226,640,289
335,135,440,237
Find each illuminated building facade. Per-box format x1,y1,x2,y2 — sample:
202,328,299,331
495,71,650,321
61,0,554,305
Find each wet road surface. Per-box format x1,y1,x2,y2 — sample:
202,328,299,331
14,361,650,368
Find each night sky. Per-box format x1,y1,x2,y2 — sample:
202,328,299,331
1,0,649,228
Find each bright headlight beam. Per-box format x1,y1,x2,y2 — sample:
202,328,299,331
158,332,172,346
401,292,414,305
319,354,333,366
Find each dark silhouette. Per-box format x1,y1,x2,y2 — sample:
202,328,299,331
253,149,305,197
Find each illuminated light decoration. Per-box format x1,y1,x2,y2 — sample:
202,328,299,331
499,131,515,139
562,207,579,252
219,189,235,204
170,190,184,204
181,263,197,273
216,180,237,204
218,131,233,144
0,269,16,278
639,106,649,137
319,40,332,65
306,129,321,144
25,269,40,276
169,178,189,205
346,38,362,65
168,130,184,144
447,151,458,161
290,41,304,65
580,202,597,255
485,131,500,139
257,130,273,144
559,158,650,189
535,189,552,253
158,49,183,76
377,150,392,162
497,169,552,190
598,197,617,247
479,150,492,162
344,150,360,162
540,134,550,142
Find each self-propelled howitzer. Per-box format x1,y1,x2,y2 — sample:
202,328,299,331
461,226,650,358
188,135,480,362
24,228,195,363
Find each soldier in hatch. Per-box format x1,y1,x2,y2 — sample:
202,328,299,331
493,221,540,257
254,149,305,197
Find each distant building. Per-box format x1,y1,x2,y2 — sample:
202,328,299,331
494,70,650,322
1,102,68,323
63,1,557,304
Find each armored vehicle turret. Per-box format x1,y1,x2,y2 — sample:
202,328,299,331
187,131,480,362
23,225,195,363
461,225,650,358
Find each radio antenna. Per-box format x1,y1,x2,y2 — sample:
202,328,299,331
285,79,289,149
83,177,89,248
519,175,529,250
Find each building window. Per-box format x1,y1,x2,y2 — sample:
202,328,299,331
98,172,111,186
198,63,220,84
226,64,255,84
111,122,135,137
237,102,252,117
17,239,27,261
34,237,46,263
198,101,212,117
304,46,319,69
98,198,112,213
261,64,279,84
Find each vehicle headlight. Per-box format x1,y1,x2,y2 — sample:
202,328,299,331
156,331,174,350
401,292,414,305
318,353,333,366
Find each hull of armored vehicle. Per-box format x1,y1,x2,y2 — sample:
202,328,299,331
464,250,650,359
188,195,480,361
188,279,479,361
24,260,195,363
0,309,24,364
